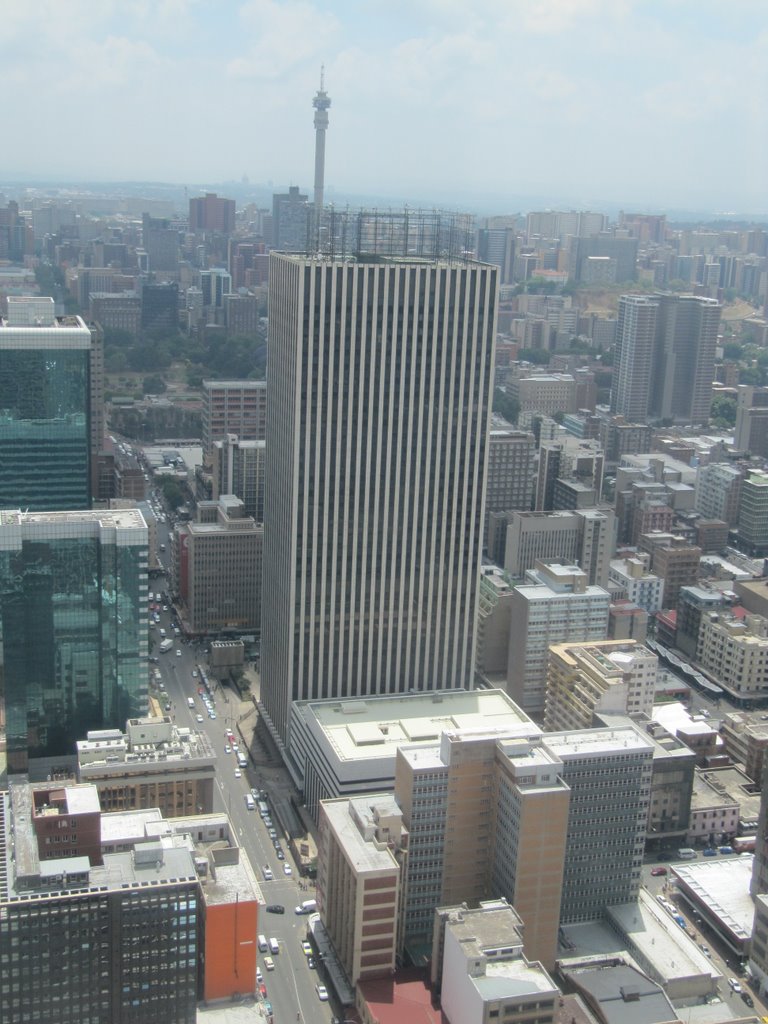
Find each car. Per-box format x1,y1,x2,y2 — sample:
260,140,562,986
276,849,285,860
650,866,667,876
196,714,204,723
720,846,735,855
268,828,278,840
234,769,242,778
149,656,159,664
283,864,292,877
231,742,239,752
164,702,172,711
191,669,198,678
302,941,313,956
251,787,259,799
316,984,329,1002
263,956,274,972
263,1002,273,1017
272,839,282,850
307,955,316,969
209,711,216,720
729,977,743,993
263,816,273,828
176,649,181,657
703,847,717,856
224,744,231,754
263,866,273,880
162,605,168,612
265,904,285,914
256,969,263,983
742,991,755,1007
259,983,267,998
700,944,711,957
199,686,206,695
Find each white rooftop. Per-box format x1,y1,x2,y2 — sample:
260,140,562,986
673,856,755,942
545,725,654,758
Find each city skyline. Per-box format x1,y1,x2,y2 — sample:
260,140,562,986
1,1,766,213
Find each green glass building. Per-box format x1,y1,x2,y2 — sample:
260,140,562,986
0,509,148,773
0,296,91,511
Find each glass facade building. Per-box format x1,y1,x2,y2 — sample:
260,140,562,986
0,296,92,511
0,509,148,772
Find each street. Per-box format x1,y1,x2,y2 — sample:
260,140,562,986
150,512,334,1022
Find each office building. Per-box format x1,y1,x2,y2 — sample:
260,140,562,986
608,554,665,613
272,185,309,249
544,725,653,922
199,267,232,312
140,282,179,335
89,291,142,337
598,415,653,471
512,373,578,418
434,902,559,1024
202,379,267,455
507,562,611,714
173,496,262,636
534,436,604,511
476,567,516,678
77,716,216,816
568,234,638,284
0,199,32,260
485,428,535,542
735,385,768,457
224,292,261,336
211,434,266,521
638,531,701,609
189,192,235,234
317,793,407,984
0,508,148,773
504,508,614,587
694,462,743,527
262,253,498,743
612,293,721,424
0,296,92,511
141,212,179,272
737,470,768,556
476,226,515,284
544,639,658,732
697,610,768,700
675,585,734,658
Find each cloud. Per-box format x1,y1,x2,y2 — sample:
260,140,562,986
227,0,339,78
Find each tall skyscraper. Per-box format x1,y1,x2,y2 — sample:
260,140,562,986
0,296,92,511
611,293,721,424
262,252,498,742
0,508,148,773
312,67,331,240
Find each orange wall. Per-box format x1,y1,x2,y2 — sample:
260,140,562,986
204,899,258,1001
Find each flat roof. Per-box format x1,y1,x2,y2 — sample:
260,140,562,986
0,507,146,531
673,856,755,942
63,785,101,815
302,689,538,764
544,725,654,758
321,794,403,874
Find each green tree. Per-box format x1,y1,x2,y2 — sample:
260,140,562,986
723,342,744,361
518,347,550,366
142,374,167,395
710,395,737,428
159,478,185,510
740,366,764,386
493,388,520,424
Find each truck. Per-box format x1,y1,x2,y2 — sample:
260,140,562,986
294,899,317,915
159,639,173,653
677,848,697,860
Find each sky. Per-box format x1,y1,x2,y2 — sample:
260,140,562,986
2,0,766,214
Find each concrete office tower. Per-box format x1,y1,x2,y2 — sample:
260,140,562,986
202,379,267,455
189,192,236,234
485,428,535,542
262,254,497,743
504,508,615,588
317,793,407,984
534,436,604,511
0,508,148,773
476,226,515,284
611,295,658,421
0,296,92,511
141,212,179,272
312,67,331,243
211,434,266,521
738,470,768,556
545,725,654,922
735,385,768,457
694,462,743,527
507,562,611,714
172,496,262,635
544,639,659,732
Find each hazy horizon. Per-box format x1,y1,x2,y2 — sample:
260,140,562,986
2,1,766,215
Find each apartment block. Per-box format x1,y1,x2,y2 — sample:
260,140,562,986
476,567,515,677
202,378,267,455
598,415,653,471
697,610,768,700
534,437,604,512
608,554,665,613
544,640,658,732
675,585,735,658
77,716,216,816
544,725,653,923
512,373,578,417
720,712,768,783
695,462,743,527
172,496,262,635
507,562,611,714
317,794,407,984
89,291,142,337
735,384,768,458
485,427,535,537
504,508,615,587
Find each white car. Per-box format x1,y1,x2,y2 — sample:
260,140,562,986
283,864,292,877
316,984,328,1001
234,769,242,779
191,669,198,678
729,977,742,993
256,969,263,983
196,714,204,723
224,744,231,754
263,866,273,881
264,956,275,971
176,649,181,657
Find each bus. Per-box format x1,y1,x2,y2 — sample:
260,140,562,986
733,836,757,854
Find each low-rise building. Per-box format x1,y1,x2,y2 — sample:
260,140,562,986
76,717,216,816
608,554,665,613
697,610,768,700
720,711,768,782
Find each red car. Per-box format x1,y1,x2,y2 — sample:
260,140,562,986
259,984,267,998
651,866,667,876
